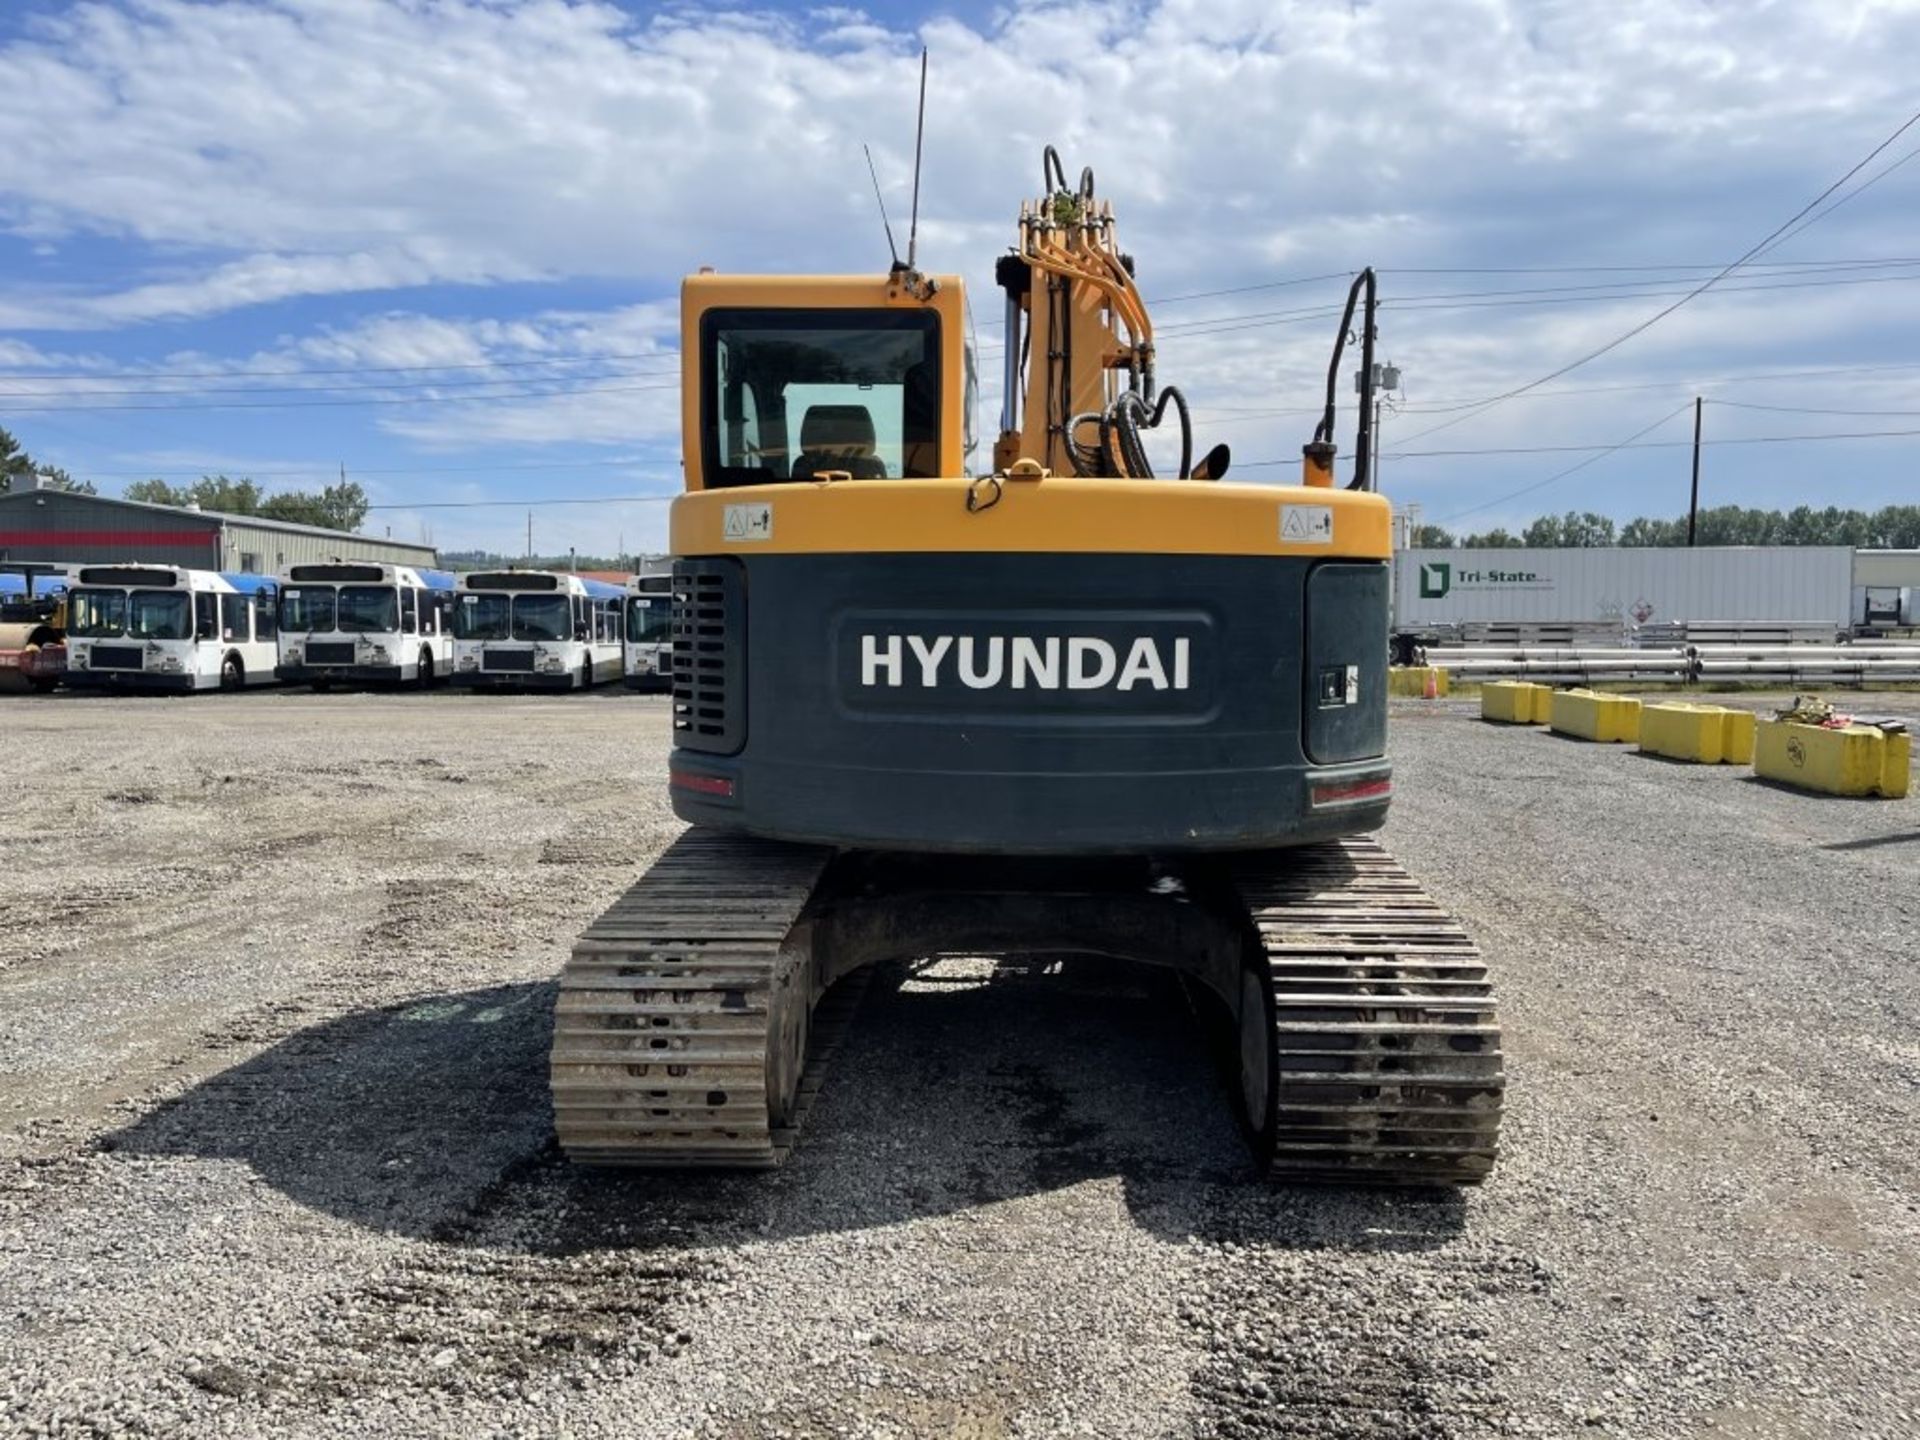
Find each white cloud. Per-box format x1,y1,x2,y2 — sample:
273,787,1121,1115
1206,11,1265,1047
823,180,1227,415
3,0,1919,529
1,0,1915,328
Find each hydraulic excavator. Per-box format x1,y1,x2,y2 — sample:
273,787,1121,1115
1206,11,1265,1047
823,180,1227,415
551,148,1503,1184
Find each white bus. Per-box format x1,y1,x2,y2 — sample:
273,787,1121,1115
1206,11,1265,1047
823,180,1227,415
450,570,625,690
65,566,280,693
624,569,672,692
276,562,458,688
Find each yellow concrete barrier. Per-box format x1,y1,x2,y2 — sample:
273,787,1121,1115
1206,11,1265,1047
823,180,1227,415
1389,666,1450,698
1754,720,1912,799
1481,681,1551,724
1549,689,1642,743
1639,703,1756,765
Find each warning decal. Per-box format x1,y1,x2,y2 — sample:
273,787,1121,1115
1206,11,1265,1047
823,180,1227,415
723,503,773,542
1280,504,1334,544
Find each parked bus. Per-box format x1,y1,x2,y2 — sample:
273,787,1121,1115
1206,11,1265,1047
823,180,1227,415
64,566,279,692
276,562,458,688
624,569,672,691
450,570,624,690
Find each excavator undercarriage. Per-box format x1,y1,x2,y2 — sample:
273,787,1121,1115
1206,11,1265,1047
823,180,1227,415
552,833,1502,1184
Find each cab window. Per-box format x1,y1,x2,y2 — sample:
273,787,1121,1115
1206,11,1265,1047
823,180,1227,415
702,308,940,488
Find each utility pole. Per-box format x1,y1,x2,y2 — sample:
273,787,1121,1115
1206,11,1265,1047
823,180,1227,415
1355,362,1402,494
1373,393,1384,493
526,509,533,561
1687,396,1703,547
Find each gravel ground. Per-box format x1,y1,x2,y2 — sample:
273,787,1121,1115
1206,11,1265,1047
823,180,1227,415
1,688,1915,1439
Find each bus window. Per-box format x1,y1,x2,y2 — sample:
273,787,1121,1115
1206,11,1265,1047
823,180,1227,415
195,593,218,642
402,587,418,635
220,593,250,642
419,592,436,636
254,592,277,641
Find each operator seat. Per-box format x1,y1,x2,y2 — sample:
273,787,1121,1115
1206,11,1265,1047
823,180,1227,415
791,404,888,480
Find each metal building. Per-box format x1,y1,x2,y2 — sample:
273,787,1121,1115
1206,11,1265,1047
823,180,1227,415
0,483,435,574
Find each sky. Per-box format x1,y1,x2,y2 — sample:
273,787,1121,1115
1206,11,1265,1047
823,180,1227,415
0,0,1916,557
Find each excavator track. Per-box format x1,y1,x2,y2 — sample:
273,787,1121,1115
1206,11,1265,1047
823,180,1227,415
1232,836,1503,1185
551,829,851,1168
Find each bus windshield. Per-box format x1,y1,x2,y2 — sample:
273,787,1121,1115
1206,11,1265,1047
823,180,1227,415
512,595,572,642
337,585,399,633
453,594,510,640
280,588,336,633
69,588,128,637
627,599,670,644
129,591,192,641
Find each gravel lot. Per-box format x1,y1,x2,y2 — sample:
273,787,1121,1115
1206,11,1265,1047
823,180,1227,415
1,688,1915,1439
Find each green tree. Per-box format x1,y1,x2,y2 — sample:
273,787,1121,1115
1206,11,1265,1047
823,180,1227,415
1619,516,1683,546
1521,510,1615,547
1411,524,1456,548
122,474,375,530
1520,510,1612,549
258,481,369,533
1868,505,1920,548
1460,527,1524,548
125,475,264,513
0,426,94,494
0,426,34,491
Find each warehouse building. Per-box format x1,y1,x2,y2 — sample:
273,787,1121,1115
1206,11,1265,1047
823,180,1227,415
0,483,435,573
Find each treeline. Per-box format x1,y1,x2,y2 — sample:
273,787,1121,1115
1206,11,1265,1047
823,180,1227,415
0,425,94,494
439,550,660,573
1414,504,1920,551
121,475,371,533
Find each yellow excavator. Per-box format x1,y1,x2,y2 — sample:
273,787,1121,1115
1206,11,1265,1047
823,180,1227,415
551,147,1503,1184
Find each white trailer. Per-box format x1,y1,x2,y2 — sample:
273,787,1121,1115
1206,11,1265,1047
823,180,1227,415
1392,547,1855,630
1851,550,1920,628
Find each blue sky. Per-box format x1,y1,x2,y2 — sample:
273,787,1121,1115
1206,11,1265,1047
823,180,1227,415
0,0,1916,556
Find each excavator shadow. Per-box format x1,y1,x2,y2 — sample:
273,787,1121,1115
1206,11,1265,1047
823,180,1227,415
103,962,1467,1255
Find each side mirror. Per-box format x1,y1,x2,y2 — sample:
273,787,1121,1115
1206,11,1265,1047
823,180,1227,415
575,625,589,642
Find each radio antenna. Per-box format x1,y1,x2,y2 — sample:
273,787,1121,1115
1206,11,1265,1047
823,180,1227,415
862,143,901,268
905,46,928,272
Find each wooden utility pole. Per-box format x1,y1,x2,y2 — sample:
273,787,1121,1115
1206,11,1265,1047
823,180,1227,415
1687,397,1703,547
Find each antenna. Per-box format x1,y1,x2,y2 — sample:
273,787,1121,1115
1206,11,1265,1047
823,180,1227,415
862,143,901,268
906,47,928,272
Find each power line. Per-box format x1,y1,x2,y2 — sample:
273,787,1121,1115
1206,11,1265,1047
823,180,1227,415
0,350,679,384
0,379,679,414
1184,360,1920,426
1382,256,1920,276
1708,398,1920,418
85,457,663,479
1388,103,1920,447
1385,425,1920,459
1430,404,1695,525
1396,359,1920,415
0,365,680,400
1748,144,1920,265
364,494,675,510
343,422,1920,508
977,263,1920,354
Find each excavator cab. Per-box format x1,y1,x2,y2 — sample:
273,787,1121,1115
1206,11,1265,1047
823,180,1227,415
688,275,970,488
